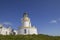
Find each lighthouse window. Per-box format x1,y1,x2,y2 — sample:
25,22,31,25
24,29,26,34
6,31,7,35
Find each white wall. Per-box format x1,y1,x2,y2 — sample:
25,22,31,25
18,27,38,35
0,27,12,35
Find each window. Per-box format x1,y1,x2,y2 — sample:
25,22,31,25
6,31,7,35
24,29,26,34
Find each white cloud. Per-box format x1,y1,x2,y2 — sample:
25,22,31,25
0,22,12,27
49,20,57,23
3,22,12,25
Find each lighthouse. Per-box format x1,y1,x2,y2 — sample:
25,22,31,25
18,12,38,35
22,13,31,27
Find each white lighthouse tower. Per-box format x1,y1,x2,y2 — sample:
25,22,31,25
18,12,38,35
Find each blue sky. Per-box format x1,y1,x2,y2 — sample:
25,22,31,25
0,0,60,36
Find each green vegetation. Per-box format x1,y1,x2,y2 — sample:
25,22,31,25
0,34,60,40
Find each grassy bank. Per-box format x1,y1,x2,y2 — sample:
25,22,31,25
0,34,60,40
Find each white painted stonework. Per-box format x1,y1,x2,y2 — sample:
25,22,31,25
18,27,38,35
